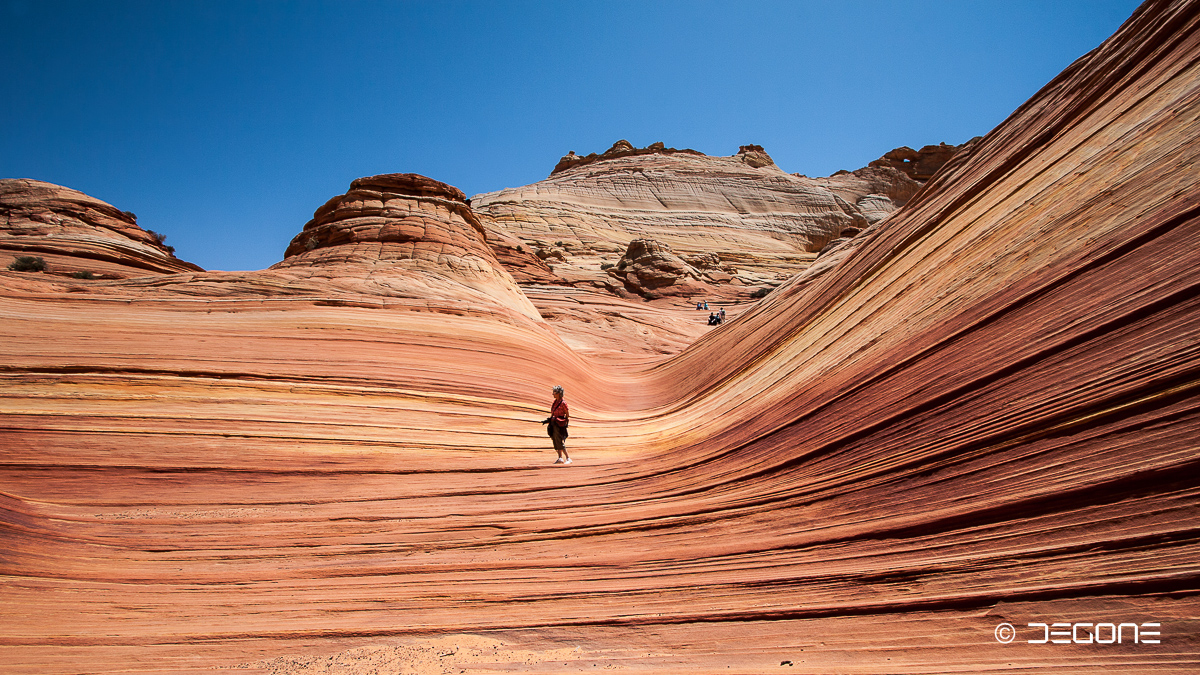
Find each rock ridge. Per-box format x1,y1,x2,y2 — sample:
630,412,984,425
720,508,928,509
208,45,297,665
867,139,979,182
551,139,708,175
552,140,779,176
0,178,203,278
284,173,488,259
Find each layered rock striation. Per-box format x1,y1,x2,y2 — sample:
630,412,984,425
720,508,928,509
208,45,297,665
605,238,716,300
0,173,547,326
473,140,935,303
868,139,978,181
810,164,923,223
0,179,202,278
3,1,1200,673
274,173,542,320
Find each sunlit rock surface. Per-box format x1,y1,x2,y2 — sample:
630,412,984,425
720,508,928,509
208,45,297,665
604,238,709,300
3,1,1200,673
274,172,543,320
0,178,202,277
810,164,923,224
472,138,949,319
868,140,976,181
477,142,928,350
471,141,880,295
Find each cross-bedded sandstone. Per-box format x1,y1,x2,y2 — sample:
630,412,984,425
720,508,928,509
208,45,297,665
0,179,203,278
471,140,936,304
275,172,542,320
2,2,1199,673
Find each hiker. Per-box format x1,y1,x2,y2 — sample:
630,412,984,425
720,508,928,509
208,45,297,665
719,307,726,321
707,312,718,325
542,385,571,465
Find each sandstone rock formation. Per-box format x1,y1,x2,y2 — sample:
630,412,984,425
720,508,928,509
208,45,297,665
478,221,561,285
605,238,711,299
868,139,979,181
0,178,203,278
733,143,776,168
274,172,542,320
478,139,958,312
473,141,886,301
811,164,923,223
472,140,932,356
2,1,1199,673
551,138,706,174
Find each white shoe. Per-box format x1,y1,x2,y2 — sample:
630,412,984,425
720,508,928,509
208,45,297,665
553,458,563,464
563,458,572,465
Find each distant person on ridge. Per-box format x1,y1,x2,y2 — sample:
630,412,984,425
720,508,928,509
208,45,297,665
542,385,571,465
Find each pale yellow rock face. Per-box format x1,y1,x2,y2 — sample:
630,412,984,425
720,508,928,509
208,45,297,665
812,164,923,223
472,143,934,311
472,145,925,350
472,150,866,291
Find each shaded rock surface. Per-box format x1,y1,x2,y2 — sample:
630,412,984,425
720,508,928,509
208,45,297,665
2,2,1200,673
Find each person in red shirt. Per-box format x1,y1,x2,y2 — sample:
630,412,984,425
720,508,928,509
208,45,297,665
543,385,571,465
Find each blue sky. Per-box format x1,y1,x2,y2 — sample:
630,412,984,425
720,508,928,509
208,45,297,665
2,0,1142,271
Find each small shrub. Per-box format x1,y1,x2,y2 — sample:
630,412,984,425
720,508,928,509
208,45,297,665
165,245,176,255
516,245,524,253
8,256,46,272
122,210,138,223
71,270,96,279
146,229,167,245
750,287,771,299
600,262,614,270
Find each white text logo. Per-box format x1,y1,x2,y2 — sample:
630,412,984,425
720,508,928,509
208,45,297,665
993,622,1161,644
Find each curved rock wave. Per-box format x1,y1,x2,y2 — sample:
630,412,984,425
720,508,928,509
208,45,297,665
2,1,1199,672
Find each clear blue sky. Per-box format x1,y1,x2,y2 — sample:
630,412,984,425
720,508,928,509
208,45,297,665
2,0,1143,271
